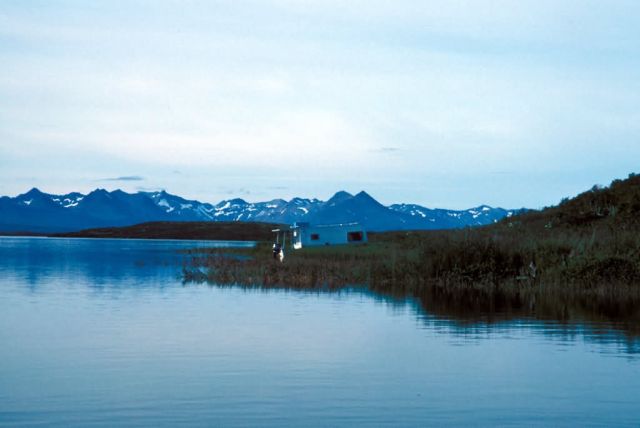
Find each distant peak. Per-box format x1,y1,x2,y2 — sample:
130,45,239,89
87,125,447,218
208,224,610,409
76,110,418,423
87,188,110,197
472,204,494,211
143,189,168,198
267,198,286,205
226,198,247,205
326,190,353,205
355,190,373,199
289,197,312,205
354,190,384,207
23,187,44,196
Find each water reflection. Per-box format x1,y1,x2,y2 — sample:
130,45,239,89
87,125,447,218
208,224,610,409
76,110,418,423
1,236,638,354
0,236,252,290
406,287,640,354
1,237,639,427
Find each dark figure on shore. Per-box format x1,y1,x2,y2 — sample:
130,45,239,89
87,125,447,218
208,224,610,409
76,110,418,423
272,243,282,260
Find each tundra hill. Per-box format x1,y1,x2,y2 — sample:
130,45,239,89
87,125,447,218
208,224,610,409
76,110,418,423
507,173,640,230
376,172,640,288
183,174,640,331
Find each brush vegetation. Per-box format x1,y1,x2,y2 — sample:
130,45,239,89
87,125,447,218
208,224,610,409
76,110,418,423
183,174,640,330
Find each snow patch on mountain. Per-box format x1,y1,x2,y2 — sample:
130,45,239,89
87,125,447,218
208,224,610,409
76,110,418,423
1,188,523,233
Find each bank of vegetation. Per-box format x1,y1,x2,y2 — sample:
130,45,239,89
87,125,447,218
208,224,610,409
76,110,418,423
56,221,279,241
183,174,640,327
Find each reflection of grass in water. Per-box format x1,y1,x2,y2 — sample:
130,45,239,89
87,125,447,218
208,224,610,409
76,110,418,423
182,231,640,334
182,240,640,342
183,174,640,334
183,242,640,342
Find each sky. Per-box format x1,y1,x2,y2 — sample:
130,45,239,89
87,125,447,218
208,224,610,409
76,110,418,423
1,0,639,209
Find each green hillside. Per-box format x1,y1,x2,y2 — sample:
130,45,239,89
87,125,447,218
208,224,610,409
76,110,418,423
184,174,640,328
373,173,640,289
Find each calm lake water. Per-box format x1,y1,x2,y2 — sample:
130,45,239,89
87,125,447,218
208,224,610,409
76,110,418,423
0,237,638,427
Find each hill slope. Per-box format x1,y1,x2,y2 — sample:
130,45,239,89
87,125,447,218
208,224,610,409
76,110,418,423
183,173,640,329
389,172,640,287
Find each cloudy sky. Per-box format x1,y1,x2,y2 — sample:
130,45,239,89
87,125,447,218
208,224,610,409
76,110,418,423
1,1,639,209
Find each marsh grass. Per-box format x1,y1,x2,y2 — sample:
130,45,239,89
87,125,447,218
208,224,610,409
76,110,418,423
183,224,640,298
182,174,640,331
183,239,640,337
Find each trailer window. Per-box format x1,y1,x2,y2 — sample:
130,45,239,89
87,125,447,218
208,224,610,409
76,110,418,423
310,233,320,241
347,231,363,242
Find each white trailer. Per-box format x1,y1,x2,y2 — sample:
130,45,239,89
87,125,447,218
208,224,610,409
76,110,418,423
291,222,367,249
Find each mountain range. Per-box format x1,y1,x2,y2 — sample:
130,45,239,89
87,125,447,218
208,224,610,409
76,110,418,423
0,188,522,233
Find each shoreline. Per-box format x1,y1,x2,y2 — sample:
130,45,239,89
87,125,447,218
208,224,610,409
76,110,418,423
0,234,257,245
181,231,640,334
1,221,280,242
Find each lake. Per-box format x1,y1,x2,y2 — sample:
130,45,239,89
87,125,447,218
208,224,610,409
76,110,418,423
0,237,638,427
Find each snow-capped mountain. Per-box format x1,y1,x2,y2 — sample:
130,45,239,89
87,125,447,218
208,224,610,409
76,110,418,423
144,190,217,220
389,203,517,229
0,188,523,233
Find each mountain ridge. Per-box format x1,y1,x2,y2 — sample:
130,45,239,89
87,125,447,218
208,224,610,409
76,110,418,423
0,188,522,233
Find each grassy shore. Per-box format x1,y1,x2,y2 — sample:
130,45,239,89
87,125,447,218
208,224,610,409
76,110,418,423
181,234,640,334
183,229,640,296
182,174,640,329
